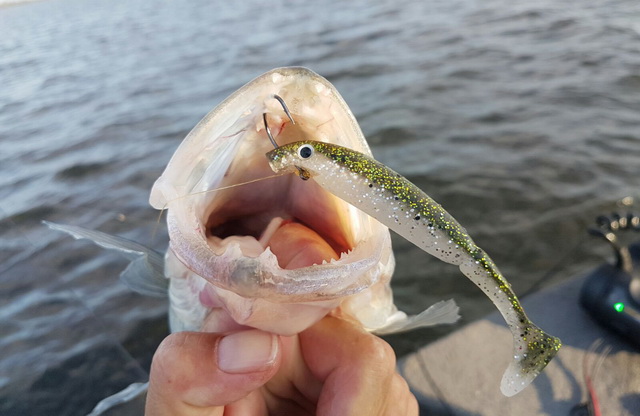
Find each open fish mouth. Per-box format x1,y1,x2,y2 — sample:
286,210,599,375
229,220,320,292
150,67,394,304
47,67,458,337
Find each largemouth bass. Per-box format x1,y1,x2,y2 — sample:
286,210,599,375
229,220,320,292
47,67,557,400
47,67,459,340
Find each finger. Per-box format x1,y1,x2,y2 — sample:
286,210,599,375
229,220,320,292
261,334,321,415
307,317,397,415
145,330,281,416
383,373,419,416
281,316,399,415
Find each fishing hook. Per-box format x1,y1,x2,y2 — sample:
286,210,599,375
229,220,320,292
273,94,295,125
263,94,295,149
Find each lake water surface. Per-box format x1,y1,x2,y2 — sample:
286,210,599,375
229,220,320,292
2,0,640,414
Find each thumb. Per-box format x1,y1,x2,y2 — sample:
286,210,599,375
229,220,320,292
145,330,281,416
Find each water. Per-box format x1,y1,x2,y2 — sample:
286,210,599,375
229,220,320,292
2,0,640,414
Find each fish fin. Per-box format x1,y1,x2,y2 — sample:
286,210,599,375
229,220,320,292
87,381,148,416
44,221,168,298
372,299,460,335
500,322,562,396
120,256,169,298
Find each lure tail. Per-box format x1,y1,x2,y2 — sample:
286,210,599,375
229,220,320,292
500,320,562,396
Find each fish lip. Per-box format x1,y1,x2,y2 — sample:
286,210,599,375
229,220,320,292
152,67,393,302
167,235,392,303
150,66,372,210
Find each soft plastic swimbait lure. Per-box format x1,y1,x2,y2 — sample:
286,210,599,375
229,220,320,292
266,139,562,397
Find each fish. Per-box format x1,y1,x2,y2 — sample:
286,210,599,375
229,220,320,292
46,66,556,405
144,66,461,336
265,140,562,397
49,67,467,414
47,66,460,340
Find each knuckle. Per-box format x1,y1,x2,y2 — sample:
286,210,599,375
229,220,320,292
383,374,419,416
151,333,193,380
357,335,396,373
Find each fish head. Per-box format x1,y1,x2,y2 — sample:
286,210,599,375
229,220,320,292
150,67,397,334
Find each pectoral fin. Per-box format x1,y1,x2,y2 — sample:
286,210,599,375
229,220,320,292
44,221,168,298
373,299,460,335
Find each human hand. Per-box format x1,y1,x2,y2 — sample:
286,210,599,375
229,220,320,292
145,316,418,415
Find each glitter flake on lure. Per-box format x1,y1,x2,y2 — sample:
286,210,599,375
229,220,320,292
267,140,562,397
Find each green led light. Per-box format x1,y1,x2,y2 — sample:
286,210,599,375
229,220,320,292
613,302,625,313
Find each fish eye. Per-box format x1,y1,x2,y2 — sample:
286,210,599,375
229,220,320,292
298,144,314,159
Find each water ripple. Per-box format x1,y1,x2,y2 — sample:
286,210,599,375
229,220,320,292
2,0,640,413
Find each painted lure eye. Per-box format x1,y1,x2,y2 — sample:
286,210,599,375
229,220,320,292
298,144,314,159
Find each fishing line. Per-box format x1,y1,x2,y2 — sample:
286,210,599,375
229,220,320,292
575,339,611,416
587,344,610,416
153,93,295,236
152,172,287,240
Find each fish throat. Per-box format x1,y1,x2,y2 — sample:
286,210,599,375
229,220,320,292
204,123,355,270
